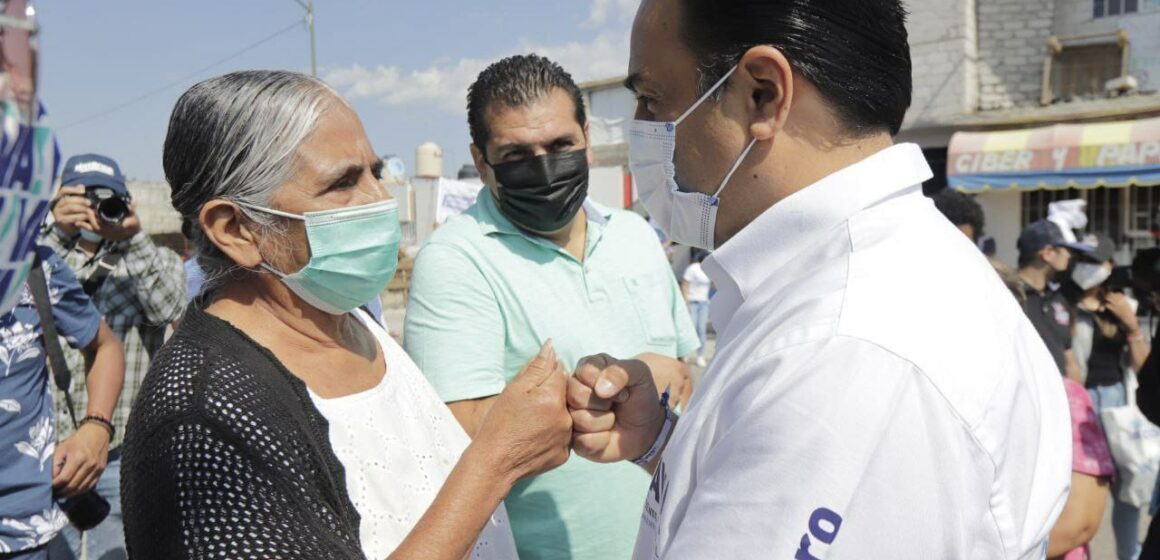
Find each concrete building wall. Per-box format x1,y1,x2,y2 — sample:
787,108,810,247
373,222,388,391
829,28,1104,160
1055,0,1119,35
1054,0,1160,37
586,87,635,148
589,166,626,209
411,177,441,248
903,0,978,129
976,190,1024,265
1052,0,1160,91
976,0,1056,110
127,181,182,236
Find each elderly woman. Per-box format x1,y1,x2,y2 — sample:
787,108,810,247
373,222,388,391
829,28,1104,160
121,70,572,559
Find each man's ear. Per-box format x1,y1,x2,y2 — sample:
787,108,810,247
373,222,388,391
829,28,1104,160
470,143,493,185
738,45,794,142
200,200,263,269
470,142,502,200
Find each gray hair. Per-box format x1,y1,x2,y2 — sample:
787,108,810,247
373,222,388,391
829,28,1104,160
164,70,339,290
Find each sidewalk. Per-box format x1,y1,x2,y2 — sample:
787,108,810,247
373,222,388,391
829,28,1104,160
1090,505,1150,559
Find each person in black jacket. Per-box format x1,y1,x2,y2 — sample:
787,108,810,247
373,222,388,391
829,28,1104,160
1133,249,1160,423
1133,248,1160,557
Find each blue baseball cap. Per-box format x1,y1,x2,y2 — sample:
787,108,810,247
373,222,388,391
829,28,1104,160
1017,219,1093,257
60,153,127,196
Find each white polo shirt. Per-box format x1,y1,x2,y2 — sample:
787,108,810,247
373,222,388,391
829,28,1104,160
633,143,1072,560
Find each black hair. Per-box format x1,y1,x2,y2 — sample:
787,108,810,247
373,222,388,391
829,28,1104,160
930,189,984,241
467,54,587,151
1133,248,1160,294
678,0,912,136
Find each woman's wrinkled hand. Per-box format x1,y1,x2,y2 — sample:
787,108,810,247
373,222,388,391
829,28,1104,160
473,340,573,484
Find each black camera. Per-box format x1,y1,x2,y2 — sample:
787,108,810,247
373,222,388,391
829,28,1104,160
1133,248,1160,294
59,489,110,531
1107,265,1133,293
84,186,131,225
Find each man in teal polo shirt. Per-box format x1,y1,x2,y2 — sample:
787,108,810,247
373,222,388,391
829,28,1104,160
404,54,699,560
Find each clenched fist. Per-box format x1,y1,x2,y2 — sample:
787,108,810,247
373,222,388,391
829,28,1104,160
567,354,667,464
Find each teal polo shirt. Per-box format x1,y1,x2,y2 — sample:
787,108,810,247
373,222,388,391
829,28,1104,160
404,191,699,560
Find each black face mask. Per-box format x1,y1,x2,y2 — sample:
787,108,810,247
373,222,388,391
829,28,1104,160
489,149,589,233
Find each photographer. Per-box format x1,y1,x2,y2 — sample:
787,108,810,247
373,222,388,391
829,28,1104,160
42,154,185,559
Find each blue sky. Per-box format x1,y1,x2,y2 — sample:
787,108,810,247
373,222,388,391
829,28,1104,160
40,0,638,181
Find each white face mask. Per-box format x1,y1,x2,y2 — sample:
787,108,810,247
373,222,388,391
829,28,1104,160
1072,262,1111,291
628,65,757,250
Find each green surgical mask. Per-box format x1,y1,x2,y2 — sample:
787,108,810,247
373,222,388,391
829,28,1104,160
238,198,401,315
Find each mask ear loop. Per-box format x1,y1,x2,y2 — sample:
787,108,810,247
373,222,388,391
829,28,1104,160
674,65,739,127
233,200,306,221
669,64,753,206
709,138,758,206
231,200,302,277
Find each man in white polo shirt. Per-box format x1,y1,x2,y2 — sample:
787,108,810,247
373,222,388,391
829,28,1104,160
564,0,1073,558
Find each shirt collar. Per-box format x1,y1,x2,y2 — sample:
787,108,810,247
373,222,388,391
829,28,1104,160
475,187,612,237
703,142,933,308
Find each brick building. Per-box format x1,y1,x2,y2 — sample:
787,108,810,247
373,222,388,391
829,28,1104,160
902,0,1160,265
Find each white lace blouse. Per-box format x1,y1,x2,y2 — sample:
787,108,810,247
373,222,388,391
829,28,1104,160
309,310,518,560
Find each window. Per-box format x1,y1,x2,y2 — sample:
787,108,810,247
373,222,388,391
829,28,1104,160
1128,185,1160,252
1053,43,1122,98
1022,188,1122,239
1022,187,1160,257
1042,30,1132,104
1094,0,1138,18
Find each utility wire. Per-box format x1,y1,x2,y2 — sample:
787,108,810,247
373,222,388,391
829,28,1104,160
61,17,306,131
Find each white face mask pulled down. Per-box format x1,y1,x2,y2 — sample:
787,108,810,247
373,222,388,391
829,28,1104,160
627,65,757,250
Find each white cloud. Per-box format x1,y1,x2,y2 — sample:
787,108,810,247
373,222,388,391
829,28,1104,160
325,31,631,114
585,0,639,26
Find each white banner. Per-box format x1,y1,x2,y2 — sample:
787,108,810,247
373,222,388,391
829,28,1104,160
435,177,484,225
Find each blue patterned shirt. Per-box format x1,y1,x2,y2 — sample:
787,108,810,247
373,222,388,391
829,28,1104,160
0,246,101,553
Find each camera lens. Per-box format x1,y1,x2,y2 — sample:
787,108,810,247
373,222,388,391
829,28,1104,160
96,196,129,224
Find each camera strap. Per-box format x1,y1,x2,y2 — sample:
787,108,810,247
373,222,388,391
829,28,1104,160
81,251,123,297
27,254,81,428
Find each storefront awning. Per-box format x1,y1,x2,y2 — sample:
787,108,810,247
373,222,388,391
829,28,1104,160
948,116,1160,192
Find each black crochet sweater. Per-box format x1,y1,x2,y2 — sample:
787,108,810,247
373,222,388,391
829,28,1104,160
121,303,366,559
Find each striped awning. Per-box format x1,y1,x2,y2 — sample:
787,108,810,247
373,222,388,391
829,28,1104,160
948,116,1160,192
